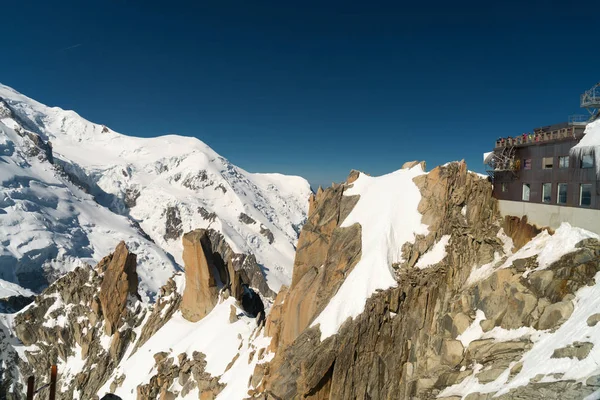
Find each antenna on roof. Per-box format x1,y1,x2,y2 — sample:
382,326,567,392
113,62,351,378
580,82,600,122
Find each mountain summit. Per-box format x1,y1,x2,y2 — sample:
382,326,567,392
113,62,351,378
0,83,310,298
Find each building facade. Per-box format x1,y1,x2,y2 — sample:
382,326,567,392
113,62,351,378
488,123,599,211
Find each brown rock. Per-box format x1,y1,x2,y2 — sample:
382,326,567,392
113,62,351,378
441,339,464,367
502,215,548,251
98,241,139,336
551,342,594,360
277,183,361,346
588,313,600,327
180,230,221,322
229,304,239,323
251,162,600,400
537,300,574,330
346,169,361,184
402,160,426,170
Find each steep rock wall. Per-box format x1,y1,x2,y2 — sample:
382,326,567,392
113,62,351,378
252,162,600,399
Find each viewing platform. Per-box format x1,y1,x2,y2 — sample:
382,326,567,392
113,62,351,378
495,123,586,149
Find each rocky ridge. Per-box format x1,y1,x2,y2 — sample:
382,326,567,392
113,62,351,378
252,162,600,400
2,161,600,399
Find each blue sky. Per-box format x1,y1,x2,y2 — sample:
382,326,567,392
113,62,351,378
1,1,598,188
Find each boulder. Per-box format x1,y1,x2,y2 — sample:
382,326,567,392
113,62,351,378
537,300,574,330
551,342,594,360
441,339,464,367
587,313,600,327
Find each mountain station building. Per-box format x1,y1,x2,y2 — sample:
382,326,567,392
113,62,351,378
484,82,600,234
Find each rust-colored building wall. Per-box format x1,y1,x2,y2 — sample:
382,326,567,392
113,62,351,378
492,138,600,210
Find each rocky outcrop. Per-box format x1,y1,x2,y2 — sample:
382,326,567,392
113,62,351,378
1,98,54,163
268,174,361,350
180,229,272,322
10,242,149,400
98,241,140,336
259,225,275,244
133,278,181,353
239,212,256,225
402,160,426,170
502,215,546,251
252,162,600,400
180,230,221,322
198,206,217,223
136,351,224,400
164,206,183,241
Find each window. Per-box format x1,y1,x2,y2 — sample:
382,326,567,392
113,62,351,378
542,183,552,203
524,159,532,170
501,183,508,192
581,155,594,169
580,184,592,207
557,183,568,205
542,157,554,169
522,183,530,201
559,156,569,168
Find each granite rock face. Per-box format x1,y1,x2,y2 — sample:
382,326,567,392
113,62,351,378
180,230,222,322
271,174,360,349
180,228,272,323
252,162,600,400
98,241,140,336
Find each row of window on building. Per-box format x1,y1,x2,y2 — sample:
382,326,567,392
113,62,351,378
501,182,593,207
522,154,594,170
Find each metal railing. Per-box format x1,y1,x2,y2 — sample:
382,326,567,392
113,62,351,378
568,114,589,125
495,127,577,148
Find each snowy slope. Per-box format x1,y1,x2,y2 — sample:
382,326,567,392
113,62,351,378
0,83,311,293
311,165,429,340
98,298,272,400
0,119,175,299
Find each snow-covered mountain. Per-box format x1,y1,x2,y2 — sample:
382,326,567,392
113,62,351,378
0,83,311,298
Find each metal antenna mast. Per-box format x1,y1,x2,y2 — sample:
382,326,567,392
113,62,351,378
581,82,600,122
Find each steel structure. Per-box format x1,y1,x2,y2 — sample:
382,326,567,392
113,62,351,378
581,82,600,122
568,114,589,126
485,145,519,181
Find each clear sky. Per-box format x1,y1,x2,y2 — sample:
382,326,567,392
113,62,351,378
1,1,598,188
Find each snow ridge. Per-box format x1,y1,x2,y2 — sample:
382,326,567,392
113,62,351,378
311,166,429,340
0,82,311,296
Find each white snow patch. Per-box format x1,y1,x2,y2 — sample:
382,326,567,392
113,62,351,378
99,298,257,398
311,166,429,341
457,309,542,348
467,224,596,285
415,235,451,269
457,309,486,347
571,119,600,176
0,279,34,299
